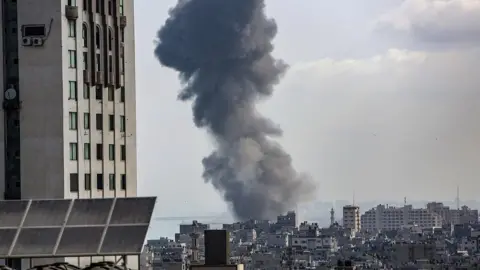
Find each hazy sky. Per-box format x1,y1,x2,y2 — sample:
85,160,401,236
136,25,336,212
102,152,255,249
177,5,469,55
135,0,480,217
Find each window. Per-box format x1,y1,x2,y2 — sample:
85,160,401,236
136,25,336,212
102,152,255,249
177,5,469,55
108,28,113,51
83,52,88,70
95,25,101,48
84,113,90,129
120,87,125,102
107,86,114,101
69,112,77,130
68,20,76,37
68,50,77,68
68,0,76,6
84,143,90,160
96,143,103,160
70,173,79,192
108,55,113,72
120,145,126,161
83,83,90,99
120,116,125,132
95,86,102,100
69,81,77,100
108,144,115,160
108,0,113,15
119,0,124,15
96,113,103,130
83,0,87,10
96,0,101,13
96,173,103,190
120,174,126,190
121,29,125,42
108,114,114,131
96,53,101,71
109,174,115,190
69,143,78,160
84,173,91,190
82,24,88,47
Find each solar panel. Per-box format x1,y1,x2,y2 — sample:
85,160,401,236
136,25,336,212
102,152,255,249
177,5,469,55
23,200,70,227
0,229,16,256
109,197,155,225
100,225,149,254
56,227,104,256
13,228,60,256
0,197,156,258
66,198,113,226
0,200,29,227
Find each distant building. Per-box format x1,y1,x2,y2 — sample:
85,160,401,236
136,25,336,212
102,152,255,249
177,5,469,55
361,204,442,231
277,211,297,228
427,202,479,225
342,205,361,233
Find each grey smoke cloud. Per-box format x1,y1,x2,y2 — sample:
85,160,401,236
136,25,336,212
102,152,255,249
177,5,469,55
154,0,315,220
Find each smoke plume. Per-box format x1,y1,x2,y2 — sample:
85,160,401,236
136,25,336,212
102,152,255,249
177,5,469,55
154,0,315,220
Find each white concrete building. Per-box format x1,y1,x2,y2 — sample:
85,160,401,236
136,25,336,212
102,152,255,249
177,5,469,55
361,204,442,231
342,205,361,233
0,0,137,268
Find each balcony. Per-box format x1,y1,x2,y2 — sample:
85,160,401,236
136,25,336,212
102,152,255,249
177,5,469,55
65,6,79,20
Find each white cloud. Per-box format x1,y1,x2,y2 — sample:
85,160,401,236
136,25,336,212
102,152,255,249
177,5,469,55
375,0,480,44
261,48,480,200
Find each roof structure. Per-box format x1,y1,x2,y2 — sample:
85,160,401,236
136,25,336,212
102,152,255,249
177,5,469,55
0,197,156,258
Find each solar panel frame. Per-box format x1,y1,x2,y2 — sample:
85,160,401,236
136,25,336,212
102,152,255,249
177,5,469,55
0,196,156,258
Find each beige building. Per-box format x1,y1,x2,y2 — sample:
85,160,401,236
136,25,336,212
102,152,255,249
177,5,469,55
0,0,137,268
0,0,136,200
342,205,361,233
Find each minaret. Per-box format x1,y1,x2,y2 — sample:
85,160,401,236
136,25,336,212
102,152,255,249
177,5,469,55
330,207,335,226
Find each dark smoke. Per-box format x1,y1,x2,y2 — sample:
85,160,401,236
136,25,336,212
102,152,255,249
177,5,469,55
154,0,315,220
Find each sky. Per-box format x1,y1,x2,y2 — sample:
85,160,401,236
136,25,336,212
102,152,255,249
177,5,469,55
135,0,480,219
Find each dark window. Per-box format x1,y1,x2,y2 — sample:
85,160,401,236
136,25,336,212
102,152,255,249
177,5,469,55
108,114,114,131
109,174,115,190
95,25,101,48
120,87,125,102
108,55,113,72
96,143,103,160
82,24,88,47
68,0,76,6
23,25,46,37
108,28,113,51
84,173,91,190
96,113,103,130
96,173,104,190
83,0,87,10
84,113,90,129
95,86,102,100
120,145,126,161
70,173,79,192
95,0,100,13
120,174,126,190
108,0,113,15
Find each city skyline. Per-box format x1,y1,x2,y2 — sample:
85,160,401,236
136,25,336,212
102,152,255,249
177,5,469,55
138,0,480,219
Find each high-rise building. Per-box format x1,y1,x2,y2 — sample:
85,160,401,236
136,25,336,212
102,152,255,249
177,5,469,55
342,205,361,233
0,0,136,200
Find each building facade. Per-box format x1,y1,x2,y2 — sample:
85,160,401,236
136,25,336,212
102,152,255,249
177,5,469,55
342,205,361,233
0,0,136,200
361,204,442,231
1,0,136,268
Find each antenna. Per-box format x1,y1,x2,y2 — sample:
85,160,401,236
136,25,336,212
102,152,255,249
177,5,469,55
456,185,460,210
404,197,407,206
352,190,355,206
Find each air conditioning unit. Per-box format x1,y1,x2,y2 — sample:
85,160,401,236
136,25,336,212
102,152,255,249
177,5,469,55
21,37,32,46
32,37,44,47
